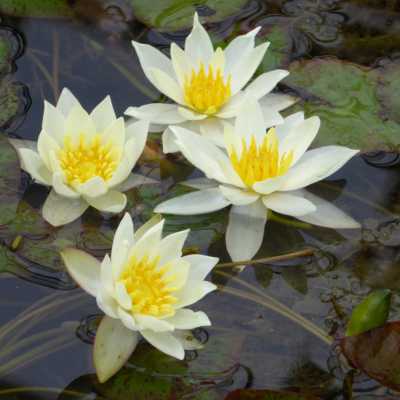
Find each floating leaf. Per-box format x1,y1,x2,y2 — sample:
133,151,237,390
225,388,321,399
345,289,391,337
130,0,248,31
284,58,400,152
341,321,400,391
0,0,73,18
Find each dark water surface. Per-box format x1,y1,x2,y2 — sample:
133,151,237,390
1,0,400,398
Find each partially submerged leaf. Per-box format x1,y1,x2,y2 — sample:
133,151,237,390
284,58,400,152
225,389,321,399
130,0,248,31
341,321,400,391
0,0,74,18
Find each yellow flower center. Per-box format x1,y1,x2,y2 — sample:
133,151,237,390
58,134,120,185
184,63,231,115
119,255,178,318
230,128,294,187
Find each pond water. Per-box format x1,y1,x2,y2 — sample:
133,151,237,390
1,0,400,398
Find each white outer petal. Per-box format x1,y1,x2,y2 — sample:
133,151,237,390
158,229,189,265
140,330,185,360
226,200,267,262
219,185,260,206
125,103,185,125
234,99,266,145
52,172,79,199
175,281,217,309
165,309,211,330
57,88,81,117
135,314,174,332
245,70,289,100
183,254,219,282
60,248,101,297
18,148,52,185
86,191,127,213
90,95,117,132
262,192,317,217
148,68,184,104
155,188,231,215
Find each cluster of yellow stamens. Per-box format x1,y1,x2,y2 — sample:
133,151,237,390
58,134,120,185
184,63,231,115
119,255,178,318
230,128,294,187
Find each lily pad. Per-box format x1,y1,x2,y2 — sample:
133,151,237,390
225,389,321,399
0,0,73,18
341,321,400,391
130,0,248,31
284,57,400,152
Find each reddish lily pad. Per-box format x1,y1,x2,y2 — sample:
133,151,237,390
225,389,321,400
341,321,400,391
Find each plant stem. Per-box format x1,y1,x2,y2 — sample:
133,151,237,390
216,248,314,268
0,386,96,398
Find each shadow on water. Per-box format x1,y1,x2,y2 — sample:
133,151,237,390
1,0,400,398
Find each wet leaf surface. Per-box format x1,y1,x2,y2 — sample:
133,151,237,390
225,388,321,399
130,0,248,31
0,0,73,18
341,321,400,391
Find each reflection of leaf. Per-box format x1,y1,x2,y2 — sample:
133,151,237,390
225,388,321,399
282,266,308,295
130,0,248,31
253,265,273,288
341,321,400,391
284,58,400,152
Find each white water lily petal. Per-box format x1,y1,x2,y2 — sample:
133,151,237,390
280,146,360,191
275,111,304,142
136,314,174,332
216,92,247,119
279,116,320,165
115,281,132,310
166,309,210,330
102,117,125,149
230,42,269,94
178,106,208,121
183,254,218,282
234,99,265,145
86,191,127,213
57,88,81,117
94,316,139,383
130,220,164,261
91,95,116,132
37,130,60,171
245,70,289,100
112,212,135,280
162,127,180,153
43,101,66,144
100,254,114,295
118,307,137,331
262,109,284,130
224,27,260,76
172,126,243,186
107,150,133,189
60,248,101,297
252,175,287,195
219,185,259,205
141,330,185,360
170,43,191,87
134,214,162,242
199,118,225,147
9,138,37,152
132,40,175,89
181,177,218,190
155,188,230,215
117,173,158,192
148,68,184,104
295,190,361,229
263,192,317,217
226,200,267,262
163,258,190,291
175,281,217,309
159,229,189,265
125,103,185,125
259,92,298,113
42,190,88,226
65,105,96,143
52,172,79,198
18,148,52,185
184,13,214,66
97,286,119,318
77,176,108,198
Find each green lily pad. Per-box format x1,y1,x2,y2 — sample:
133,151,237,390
284,57,400,152
130,0,248,31
0,0,73,18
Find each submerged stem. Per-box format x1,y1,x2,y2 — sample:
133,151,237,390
216,248,314,268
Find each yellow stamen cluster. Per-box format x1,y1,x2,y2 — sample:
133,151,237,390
184,63,231,115
58,134,119,185
119,255,178,318
230,128,294,187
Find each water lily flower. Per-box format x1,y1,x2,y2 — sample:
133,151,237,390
61,213,218,382
155,101,361,262
10,88,152,227
125,13,295,153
